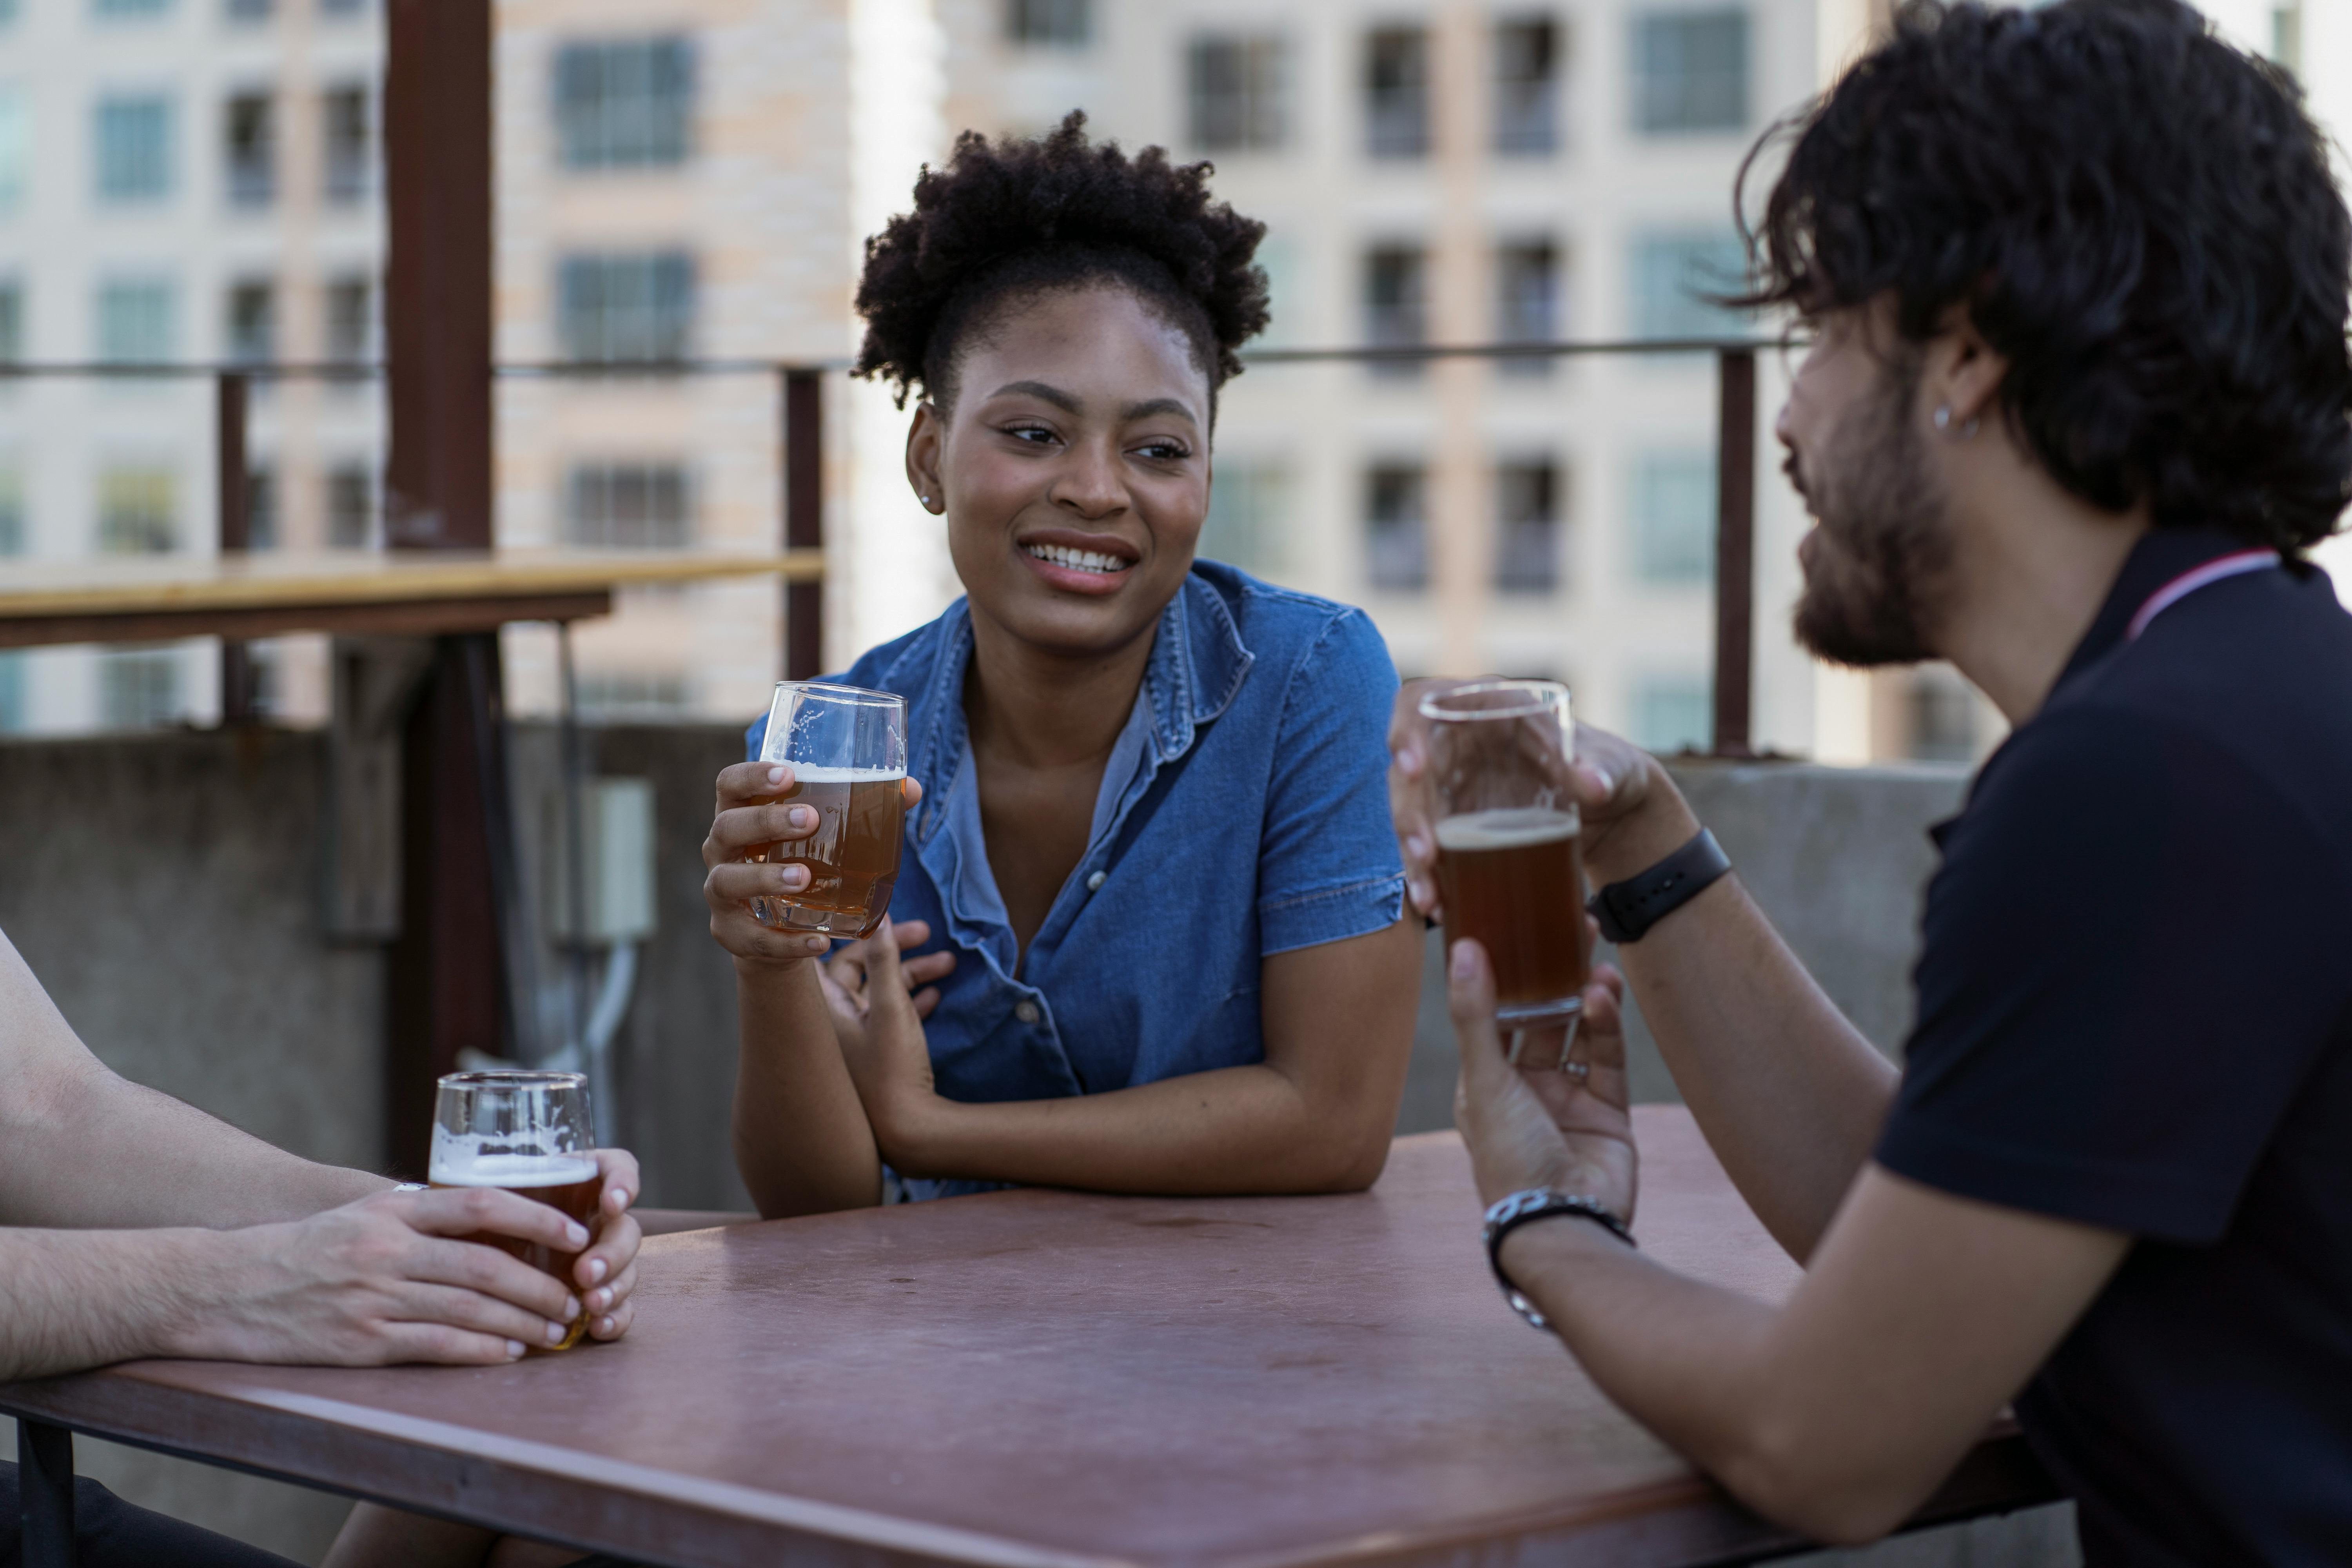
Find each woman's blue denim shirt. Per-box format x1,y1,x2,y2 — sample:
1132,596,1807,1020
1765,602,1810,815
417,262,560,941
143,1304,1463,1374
747,563,1405,1196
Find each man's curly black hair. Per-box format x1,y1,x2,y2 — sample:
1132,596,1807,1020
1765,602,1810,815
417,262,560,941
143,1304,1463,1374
853,113,1271,419
1739,0,2352,554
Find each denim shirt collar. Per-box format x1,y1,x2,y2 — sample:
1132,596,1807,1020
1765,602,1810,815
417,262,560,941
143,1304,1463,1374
889,573,1257,847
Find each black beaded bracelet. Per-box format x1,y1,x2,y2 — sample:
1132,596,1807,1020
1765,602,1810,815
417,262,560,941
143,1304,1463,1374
1481,1188,1636,1332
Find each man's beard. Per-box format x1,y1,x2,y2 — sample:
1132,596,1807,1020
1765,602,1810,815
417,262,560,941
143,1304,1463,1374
1790,355,1953,668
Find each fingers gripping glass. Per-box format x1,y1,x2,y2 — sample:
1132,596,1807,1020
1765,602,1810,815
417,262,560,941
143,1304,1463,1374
748,681,909,939
430,1071,600,1353
1419,680,1592,1054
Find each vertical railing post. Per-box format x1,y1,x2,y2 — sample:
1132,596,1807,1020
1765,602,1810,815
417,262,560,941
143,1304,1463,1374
217,370,255,724
1712,347,1756,757
782,368,824,681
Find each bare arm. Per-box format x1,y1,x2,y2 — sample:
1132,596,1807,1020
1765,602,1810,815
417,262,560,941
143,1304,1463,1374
1389,684,1896,1258
1447,939,2126,1545
845,914,1421,1196
0,927,385,1229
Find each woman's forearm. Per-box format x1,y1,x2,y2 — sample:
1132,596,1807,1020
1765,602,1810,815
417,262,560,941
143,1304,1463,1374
730,961,885,1216
888,1062,1383,1196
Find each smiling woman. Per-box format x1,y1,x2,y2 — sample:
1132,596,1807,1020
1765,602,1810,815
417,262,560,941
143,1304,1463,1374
701,114,1421,1214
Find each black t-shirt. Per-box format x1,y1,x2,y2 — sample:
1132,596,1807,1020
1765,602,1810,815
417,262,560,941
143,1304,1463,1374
1876,526,2352,1566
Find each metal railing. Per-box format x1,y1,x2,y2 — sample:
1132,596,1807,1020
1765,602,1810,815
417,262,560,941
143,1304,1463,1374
1,338,1771,753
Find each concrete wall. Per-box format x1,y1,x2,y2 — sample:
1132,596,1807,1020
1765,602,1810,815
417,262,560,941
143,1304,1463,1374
1,727,2070,1565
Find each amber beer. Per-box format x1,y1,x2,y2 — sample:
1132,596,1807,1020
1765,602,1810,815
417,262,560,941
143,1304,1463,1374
1436,808,1592,1020
428,1151,602,1352
750,681,910,938
1420,679,1585,1042
747,765,905,938
430,1070,601,1354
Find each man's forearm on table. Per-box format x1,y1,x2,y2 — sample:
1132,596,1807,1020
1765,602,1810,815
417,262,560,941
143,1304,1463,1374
2,1068,386,1230
0,1227,214,1381
1498,1220,1906,1546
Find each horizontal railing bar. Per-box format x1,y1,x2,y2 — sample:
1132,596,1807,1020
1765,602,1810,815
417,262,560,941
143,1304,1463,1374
0,338,1788,382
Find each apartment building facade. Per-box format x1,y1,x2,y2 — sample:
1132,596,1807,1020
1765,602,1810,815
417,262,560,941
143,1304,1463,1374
1,0,2340,762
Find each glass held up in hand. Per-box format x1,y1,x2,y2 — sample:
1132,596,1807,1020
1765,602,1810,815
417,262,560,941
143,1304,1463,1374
747,681,908,939
1419,679,1592,1059
429,1070,601,1353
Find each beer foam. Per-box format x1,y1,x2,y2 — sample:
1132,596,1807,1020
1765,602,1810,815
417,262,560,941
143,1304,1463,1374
759,762,906,782
1434,807,1581,850
429,1126,597,1188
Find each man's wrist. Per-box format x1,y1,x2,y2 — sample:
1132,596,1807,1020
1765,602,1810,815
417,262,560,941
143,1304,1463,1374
1583,761,1702,887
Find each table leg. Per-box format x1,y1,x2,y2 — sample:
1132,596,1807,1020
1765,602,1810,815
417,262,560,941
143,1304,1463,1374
18,1419,77,1568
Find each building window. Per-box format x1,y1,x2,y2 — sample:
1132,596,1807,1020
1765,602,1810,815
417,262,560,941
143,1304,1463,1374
319,0,364,17
223,92,274,207
1365,27,1430,159
96,278,176,364
1005,0,1087,46
225,0,272,23
327,463,375,548
98,466,176,554
1365,464,1428,591
244,464,278,550
555,38,694,171
1631,451,1713,584
1495,240,1559,376
95,94,174,204
577,670,690,719
322,84,370,203
0,87,26,216
1493,17,1561,156
325,273,373,363
99,647,183,730
1908,667,1977,762
1495,461,1560,593
0,279,22,363
1187,34,1287,153
1632,8,1748,134
1629,230,1748,341
1632,673,1710,754
0,652,22,733
1363,245,1427,377
225,279,274,365
94,0,172,18
559,252,694,363
1199,461,1289,577
2274,3,2303,73
0,466,22,555
566,463,690,548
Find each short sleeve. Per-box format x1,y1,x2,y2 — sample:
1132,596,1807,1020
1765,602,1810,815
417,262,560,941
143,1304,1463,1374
1253,609,1407,956
1877,708,2352,1243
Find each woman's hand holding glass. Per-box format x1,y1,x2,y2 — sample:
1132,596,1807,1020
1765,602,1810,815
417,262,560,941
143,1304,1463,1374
701,762,926,966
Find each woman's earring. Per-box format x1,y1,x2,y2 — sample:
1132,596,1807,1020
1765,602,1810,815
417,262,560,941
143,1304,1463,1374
1933,405,1953,430
920,494,933,508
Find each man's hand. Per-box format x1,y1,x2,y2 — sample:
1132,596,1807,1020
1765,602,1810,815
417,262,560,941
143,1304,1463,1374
1388,680,1699,918
701,762,925,969
1450,936,1637,1224
178,1163,643,1367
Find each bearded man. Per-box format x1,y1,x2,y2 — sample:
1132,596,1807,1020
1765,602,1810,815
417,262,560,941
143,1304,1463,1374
1388,1,2352,1561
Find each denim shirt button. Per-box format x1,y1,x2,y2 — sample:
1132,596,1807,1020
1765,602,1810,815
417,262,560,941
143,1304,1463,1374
1014,1000,1042,1025
1085,870,1107,891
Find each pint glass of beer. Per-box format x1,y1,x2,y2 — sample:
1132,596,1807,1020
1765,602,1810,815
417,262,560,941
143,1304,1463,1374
1419,680,1591,1043
746,682,908,938
429,1071,602,1352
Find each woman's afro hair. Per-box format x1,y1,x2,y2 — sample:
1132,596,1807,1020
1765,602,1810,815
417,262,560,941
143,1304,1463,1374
853,112,1271,411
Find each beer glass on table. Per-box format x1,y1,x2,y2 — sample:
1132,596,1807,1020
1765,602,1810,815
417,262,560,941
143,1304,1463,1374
430,1070,602,1352
1419,680,1591,1067
746,681,908,938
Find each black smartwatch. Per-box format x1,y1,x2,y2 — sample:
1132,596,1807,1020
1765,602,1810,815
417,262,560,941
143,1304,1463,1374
1587,828,1731,944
